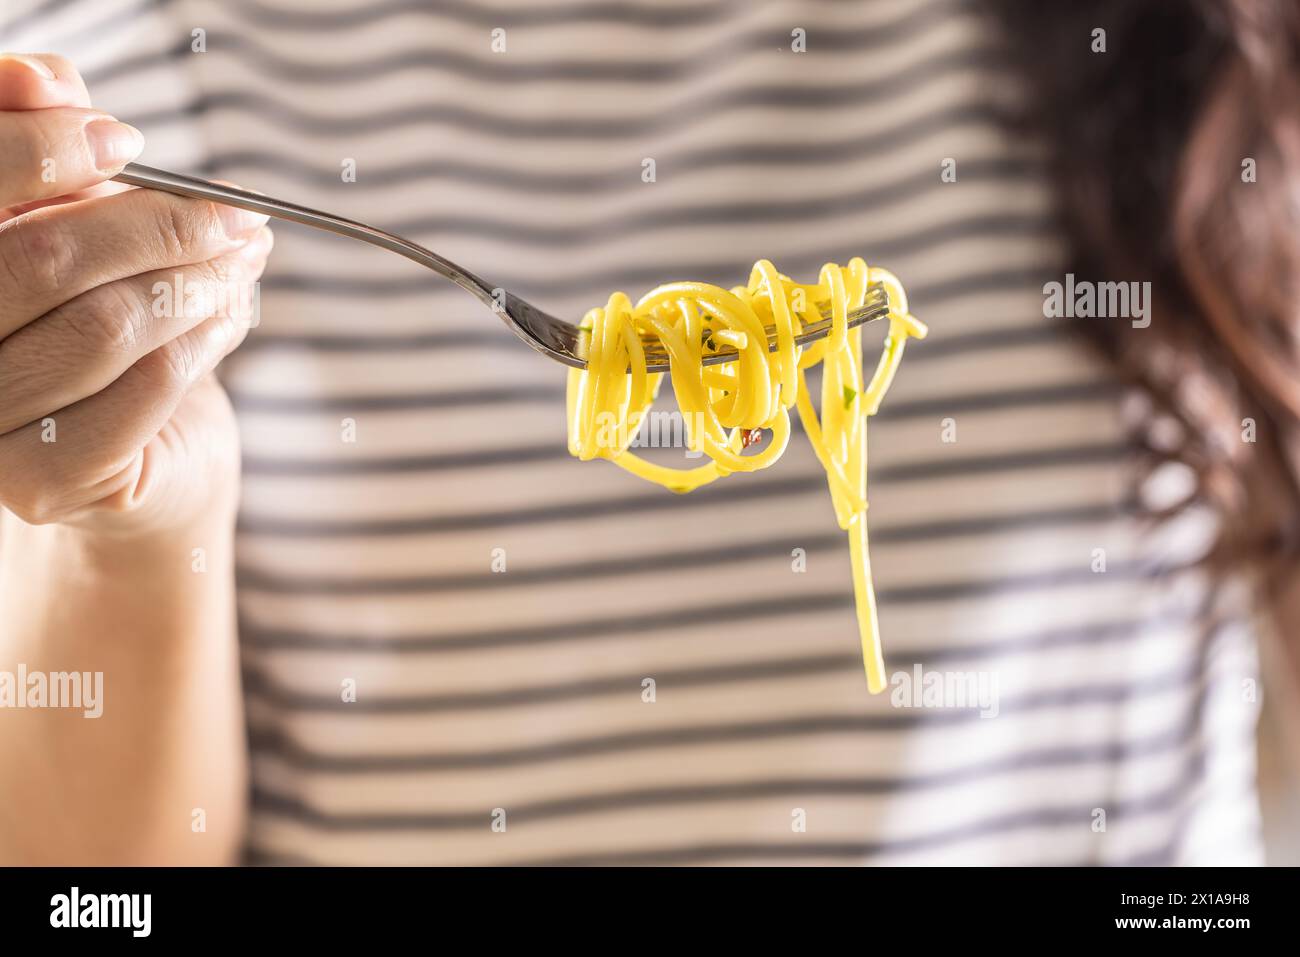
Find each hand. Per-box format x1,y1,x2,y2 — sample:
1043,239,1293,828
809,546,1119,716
0,53,273,538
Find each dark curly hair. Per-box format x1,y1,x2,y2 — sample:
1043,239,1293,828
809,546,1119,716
991,0,1300,580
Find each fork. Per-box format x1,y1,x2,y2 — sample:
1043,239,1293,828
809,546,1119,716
113,163,891,374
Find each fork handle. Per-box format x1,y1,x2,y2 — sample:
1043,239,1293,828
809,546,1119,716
112,162,498,309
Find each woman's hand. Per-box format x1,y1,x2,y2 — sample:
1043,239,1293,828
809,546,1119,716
0,52,272,538
0,53,260,864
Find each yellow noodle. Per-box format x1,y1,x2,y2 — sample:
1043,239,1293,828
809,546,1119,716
566,259,926,693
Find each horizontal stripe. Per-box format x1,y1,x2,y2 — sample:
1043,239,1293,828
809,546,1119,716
256,161,1039,248
11,0,832,41
248,755,1202,839
243,840,1126,867
239,607,1192,713
250,707,1196,795
0,0,75,35
241,652,862,713
239,580,1172,654
244,613,1207,772
471,657,1234,866
239,437,1123,477
197,102,1007,195
121,46,1003,140
231,0,785,31
236,492,1121,540
250,249,1056,307
238,590,1195,658
86,0,976,88
498,776,1197,864
234,528,1155,595
231,383,562,413
245,673,1210,832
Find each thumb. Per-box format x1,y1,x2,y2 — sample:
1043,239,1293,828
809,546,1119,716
0,53,91,110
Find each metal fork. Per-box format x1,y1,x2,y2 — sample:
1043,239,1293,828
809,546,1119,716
113,163,890,373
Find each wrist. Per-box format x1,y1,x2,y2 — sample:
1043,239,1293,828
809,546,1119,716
2,503,236,580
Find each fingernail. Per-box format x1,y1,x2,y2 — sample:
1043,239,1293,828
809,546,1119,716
84,118,144,172
0,53,56,80
216,204,270,240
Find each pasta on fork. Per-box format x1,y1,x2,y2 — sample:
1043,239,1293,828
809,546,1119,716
567,259,927,692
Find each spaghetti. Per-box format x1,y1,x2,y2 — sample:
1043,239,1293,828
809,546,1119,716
566,259,926,693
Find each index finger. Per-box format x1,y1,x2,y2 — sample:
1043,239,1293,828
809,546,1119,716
0,53,91,110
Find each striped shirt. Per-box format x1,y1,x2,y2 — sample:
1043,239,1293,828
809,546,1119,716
4,0,1264,865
